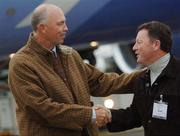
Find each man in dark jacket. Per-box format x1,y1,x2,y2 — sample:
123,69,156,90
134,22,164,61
97,21,180,136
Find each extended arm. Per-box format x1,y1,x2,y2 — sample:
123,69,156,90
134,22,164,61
8,58,92,130
107,98,142,132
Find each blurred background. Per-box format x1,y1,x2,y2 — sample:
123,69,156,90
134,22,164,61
1,0,180,135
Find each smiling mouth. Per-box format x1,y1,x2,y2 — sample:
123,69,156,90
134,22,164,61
61,34,66,38
136,54,140,58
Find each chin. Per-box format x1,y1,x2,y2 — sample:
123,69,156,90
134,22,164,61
137,60,143,65
55,41,63,45
59,40,64,44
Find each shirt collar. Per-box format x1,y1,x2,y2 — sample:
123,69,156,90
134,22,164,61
148,53,170,74
51,46,58,57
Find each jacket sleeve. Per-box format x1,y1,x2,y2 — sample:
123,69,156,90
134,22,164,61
8,56,92,130
71,49,140,96
84,63,140,96
107,98,142,132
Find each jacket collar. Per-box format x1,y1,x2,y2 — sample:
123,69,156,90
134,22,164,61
140,54,176,80
27,33,51,56
160,55,177,79
27,33,73,57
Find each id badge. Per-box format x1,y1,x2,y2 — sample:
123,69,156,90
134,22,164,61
152,99,168,120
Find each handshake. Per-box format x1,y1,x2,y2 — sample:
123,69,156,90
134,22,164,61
93,105,112,127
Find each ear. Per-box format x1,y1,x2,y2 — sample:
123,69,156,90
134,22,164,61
153,40,161,51
37,23,46,34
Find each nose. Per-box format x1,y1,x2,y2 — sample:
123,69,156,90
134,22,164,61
132,42,137,51
64,23,68,32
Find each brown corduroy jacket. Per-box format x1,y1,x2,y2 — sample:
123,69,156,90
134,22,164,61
8,34,138,136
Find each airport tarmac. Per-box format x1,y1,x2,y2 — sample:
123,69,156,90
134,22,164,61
99,127,144,136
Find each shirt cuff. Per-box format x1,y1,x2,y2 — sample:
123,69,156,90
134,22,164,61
92,108,96,122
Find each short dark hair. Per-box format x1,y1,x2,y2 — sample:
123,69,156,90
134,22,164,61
31,7,48,31
137,21,172,52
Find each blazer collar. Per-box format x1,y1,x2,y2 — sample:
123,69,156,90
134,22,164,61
27,33,52,56
140,55,176,81
27,33,73,57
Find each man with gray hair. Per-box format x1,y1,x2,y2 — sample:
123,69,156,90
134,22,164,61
8,4,138,136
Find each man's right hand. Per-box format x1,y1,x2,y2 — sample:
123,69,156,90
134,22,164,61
93,105,112,127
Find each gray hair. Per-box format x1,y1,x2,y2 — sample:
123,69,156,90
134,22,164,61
31,5,48,31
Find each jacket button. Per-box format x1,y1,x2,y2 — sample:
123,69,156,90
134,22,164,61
148,120,151,123
154,83,158,85
145,83,150,87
